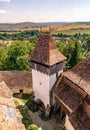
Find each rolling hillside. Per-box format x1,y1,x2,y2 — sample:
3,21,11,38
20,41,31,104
1,22,90,34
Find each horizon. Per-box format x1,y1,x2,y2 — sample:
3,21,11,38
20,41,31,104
0,0,90,23
1,21,90,24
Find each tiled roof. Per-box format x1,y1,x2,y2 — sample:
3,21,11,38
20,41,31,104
30,33,66,66
69,104,90,130
63,56,90,95
0,71,32,93
0,96,16,108
0,101,25,130
16,109,22,118
0,81,12,98
0,119,26,130
54,80,83,113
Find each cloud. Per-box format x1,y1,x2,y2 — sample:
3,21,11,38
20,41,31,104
0,10,7,14
0,10,10,14
0,0,11,2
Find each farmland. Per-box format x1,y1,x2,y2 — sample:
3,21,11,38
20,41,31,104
1,22,90,35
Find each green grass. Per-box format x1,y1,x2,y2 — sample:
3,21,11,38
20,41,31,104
14,98,40,130
13,99,19,106
13,93,34,103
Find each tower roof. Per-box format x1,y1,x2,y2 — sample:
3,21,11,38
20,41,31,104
30,33,66,66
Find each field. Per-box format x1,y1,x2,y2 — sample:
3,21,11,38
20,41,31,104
52,28,90,35
1,23,90,35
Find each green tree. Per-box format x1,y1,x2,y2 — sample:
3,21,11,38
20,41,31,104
57,39,87,69
4,41,34,70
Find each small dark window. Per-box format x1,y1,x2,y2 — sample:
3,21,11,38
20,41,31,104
40,82,42,85
20,89,23,94
56,72,58,79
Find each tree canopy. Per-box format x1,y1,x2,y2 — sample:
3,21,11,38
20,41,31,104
0,41,34,71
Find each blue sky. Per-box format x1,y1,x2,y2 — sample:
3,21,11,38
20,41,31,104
0,0,90,23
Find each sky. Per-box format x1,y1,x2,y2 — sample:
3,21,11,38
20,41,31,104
0,0,90,23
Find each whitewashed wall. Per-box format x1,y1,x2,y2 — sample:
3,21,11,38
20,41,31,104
32,68,63,107
32,69,50,107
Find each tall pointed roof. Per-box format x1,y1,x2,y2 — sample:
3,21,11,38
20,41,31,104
30,33,66,66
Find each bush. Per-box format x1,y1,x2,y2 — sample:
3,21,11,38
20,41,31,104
27,124,38,130
26,99,39,112
39,113,50,121
18,105,32,129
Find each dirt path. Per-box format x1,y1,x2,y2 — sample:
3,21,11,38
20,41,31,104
14,98,64,130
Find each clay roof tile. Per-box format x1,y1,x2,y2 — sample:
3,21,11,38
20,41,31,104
30,33,66,66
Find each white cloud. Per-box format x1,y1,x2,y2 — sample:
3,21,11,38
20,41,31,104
0,10,7,14
0,0,11,2
0,10,10,14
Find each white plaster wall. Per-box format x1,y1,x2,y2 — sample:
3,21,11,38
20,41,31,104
50,69,63,91
58,69,63,76
32,69,63,107
65,115,74,130
50,73,56,91
32,69,50,107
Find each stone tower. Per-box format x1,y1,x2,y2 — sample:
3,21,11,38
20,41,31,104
30,33,66,112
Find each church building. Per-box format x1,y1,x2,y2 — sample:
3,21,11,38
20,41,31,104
30,33,90,130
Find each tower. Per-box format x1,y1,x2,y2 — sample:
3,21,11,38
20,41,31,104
30,33,66,112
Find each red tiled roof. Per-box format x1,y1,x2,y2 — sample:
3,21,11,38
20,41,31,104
30,33,66,66
63,56,90,95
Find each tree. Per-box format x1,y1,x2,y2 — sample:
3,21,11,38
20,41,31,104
3,41,34,70
57,39,87,69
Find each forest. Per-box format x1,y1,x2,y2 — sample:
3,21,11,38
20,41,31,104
0,30,90,71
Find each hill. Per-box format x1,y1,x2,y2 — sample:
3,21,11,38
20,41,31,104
1,22,90,33
0,22,40,31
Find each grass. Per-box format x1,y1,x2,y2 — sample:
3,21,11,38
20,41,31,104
14,98,32,129
13,96,40,130
13,93,33,103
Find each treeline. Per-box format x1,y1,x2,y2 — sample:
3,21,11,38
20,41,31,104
0,30,39,41
57,37,90,69
0,32,90,71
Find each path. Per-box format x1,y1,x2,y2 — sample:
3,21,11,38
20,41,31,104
14,98,64,130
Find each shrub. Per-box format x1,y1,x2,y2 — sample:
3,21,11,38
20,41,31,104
27,124,39,130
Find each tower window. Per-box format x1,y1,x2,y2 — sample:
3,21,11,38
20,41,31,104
40,82,42,85
56,72,58,79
